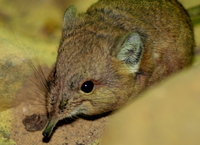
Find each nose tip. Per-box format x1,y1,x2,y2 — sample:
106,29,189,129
42,131,49,137
42,118,58,138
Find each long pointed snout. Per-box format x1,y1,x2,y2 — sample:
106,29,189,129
42,118,59,138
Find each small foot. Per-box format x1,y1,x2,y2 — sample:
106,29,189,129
22,114,48,132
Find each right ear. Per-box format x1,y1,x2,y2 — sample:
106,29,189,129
112,33,144,73
63,5,77,29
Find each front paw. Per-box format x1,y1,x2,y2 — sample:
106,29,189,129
22,114,48,132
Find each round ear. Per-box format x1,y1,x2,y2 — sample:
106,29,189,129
63,5,77,29
112,33,144,73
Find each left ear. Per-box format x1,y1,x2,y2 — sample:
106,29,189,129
112,32,144,73
63,5,78,30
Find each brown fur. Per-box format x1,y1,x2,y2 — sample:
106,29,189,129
43,0,194,137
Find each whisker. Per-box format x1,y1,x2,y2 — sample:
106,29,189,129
37,63,50,92
25,76,47,94
27,56,49,92
11,27,51,92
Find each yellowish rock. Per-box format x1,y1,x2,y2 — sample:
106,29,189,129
101,65,200,145
0,109,16,145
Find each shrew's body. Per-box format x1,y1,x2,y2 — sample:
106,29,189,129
25,0,195,138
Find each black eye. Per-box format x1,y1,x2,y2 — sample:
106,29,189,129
81,81,94,93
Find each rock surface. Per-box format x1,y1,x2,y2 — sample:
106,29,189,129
101,64,200,145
